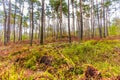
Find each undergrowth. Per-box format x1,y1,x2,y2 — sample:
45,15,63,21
0,40,120,79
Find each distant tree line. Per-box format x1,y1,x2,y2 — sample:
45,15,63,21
0,0,120,45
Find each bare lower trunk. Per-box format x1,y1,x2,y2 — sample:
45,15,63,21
103,0,106,38
68,0,71,43
30,2,34,46
7,0,11,42
19,1,24,41
91,0,95,38
96,0,102,38
13,0,17,43
106,7,109,36
72,3,75,36
2,0,7,45
80,0,83,40
40,0,45,45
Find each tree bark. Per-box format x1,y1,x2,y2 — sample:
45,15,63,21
19,0,24,41
30,2,34,46
96,0,102,38
60,0,62,38
40,0,45,45
7,0,11,42
2,0,7,45
68,0,71,43
80,0,83,40
72,1,75,36
13,0,17,42
91,0,95,38
103,0,106,38
106,7,109,36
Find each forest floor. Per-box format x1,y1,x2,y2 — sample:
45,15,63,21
0,36,120,80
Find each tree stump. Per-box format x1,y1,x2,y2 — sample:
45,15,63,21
85,66,102,80
39,55,53,66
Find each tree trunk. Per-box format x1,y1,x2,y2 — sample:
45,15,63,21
96,0,102,38
72,2,75,36
80,0,83,40
68,0,71,43
91,0,95,38
40,0,45,45
103,0,106,38
19,0,24,41
60,0,62,38
29,8,32,40
56,15,59,39
106,7,109,36
7,0,11,42
30,2,34,46
13,0,17,42
2,0,7,45
38,16,41,40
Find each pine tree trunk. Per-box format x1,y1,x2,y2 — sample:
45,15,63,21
106,7,109,36
72,2,75,36
103,0,106,38
19,1,24,41
38,16,41,40
13,0,17,43
2,0,7,45
40,0,45,45
7,0,11,42
30,2,34,46
60,0,62,38
91,0,95,38
68,0,71,43
96,0,102,38
80,0,83,40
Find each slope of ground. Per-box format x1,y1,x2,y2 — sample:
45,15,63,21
0,40,120,80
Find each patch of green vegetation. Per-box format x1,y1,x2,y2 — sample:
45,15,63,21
0,65,32,80
109,25,120,36
24,56,37,70
94,61,120,78
62,40,120,78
